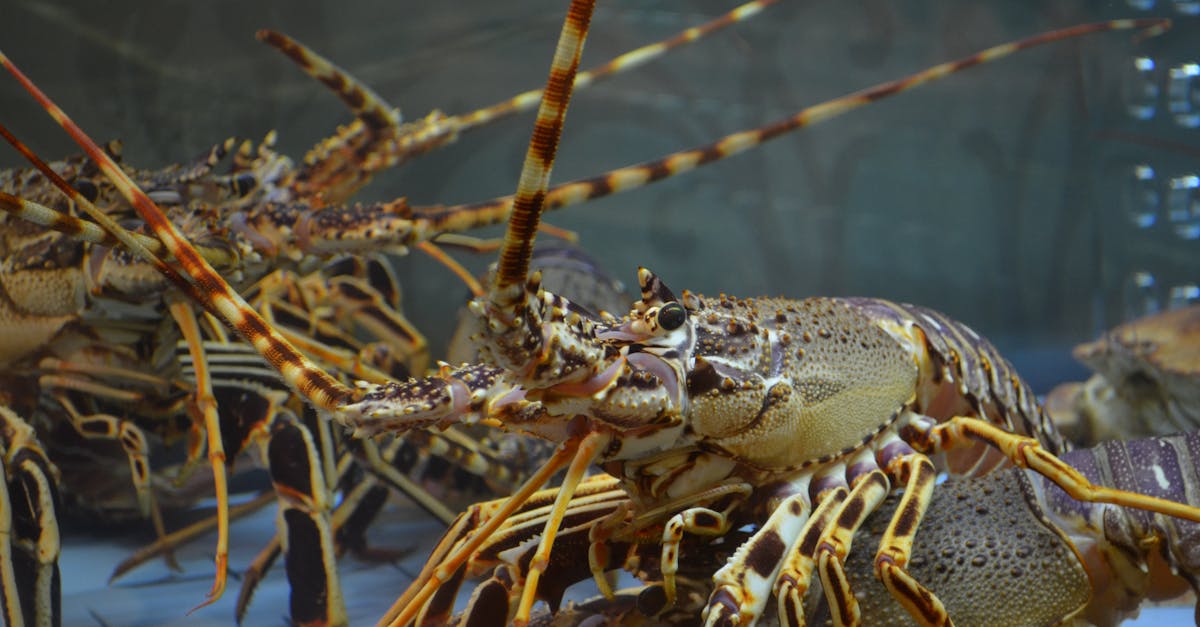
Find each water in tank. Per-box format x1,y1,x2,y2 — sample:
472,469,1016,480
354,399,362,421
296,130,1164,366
1,1,1197,625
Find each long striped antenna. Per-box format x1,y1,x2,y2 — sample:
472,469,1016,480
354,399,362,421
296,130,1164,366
0,51,355,413
0,191,159,251
447,0,778,135
379,2,600,624
2,19,1168,291
255,29,401,204
492,0,596,296
258,0,777,204
413,18,1172,234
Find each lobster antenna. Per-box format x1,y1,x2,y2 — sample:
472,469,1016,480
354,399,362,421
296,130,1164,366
380,2,599,624
258,0,776,205
492,0,596,294
258,29,400,132
0,192,158,251
12,19,1162,278
416,18,1172,234
449,0,778,135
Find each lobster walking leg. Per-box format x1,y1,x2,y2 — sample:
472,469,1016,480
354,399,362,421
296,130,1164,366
815,470,892,626
706,487,826,627
775,488,849,627
384,435,586,626
515,431,608,624
49,394,155,517
872,454,944,625
922,418,1200,524
168,298,233,610
0,407,60,627
660,506,729,607
267,410,345,627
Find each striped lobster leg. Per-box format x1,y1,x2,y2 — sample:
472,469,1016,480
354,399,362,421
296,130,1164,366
0,407,60,627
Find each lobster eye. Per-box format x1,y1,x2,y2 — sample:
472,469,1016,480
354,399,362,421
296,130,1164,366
657,302,687,330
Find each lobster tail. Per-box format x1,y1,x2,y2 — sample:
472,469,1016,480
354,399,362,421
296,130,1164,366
1034,431,1200,626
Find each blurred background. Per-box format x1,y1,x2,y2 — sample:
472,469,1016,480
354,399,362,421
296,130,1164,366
1,0,1197,624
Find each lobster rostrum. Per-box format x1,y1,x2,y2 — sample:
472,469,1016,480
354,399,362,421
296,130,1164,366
1,3,1191,627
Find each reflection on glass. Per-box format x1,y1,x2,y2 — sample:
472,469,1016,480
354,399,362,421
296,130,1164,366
1122,56,1159,120
1166,174,1200,239
1172,0,1200,14
1127,0,1156,8
1168,63,1200,127
1123,164,1160,228
1124,272,1160,320
1168,284,1200,309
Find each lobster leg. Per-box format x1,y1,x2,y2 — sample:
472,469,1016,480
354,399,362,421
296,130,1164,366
705,456,926,627
48,390,179,571
49,394,155,518
237,458,421,625
395,435,612,627
108,491,275,585
815,471,892,626
922,417,1200,524
32,342,184,562
660,507,729,607
266,410,346,627
324,274,429,376
704,489,815,627
235,535,282,625
170,303,351,623
190,375,349,625
513,431,608,625
168,253,515,620
383,436,583,626
345,427,543,529
433,477,643,625
775,488,851,627
327,452,411,561
236,458,390,625
814,449,950,627
0,406,60,627
395,500,496,625
872,453,946,626
344,437,457,526
168,298,232,610
1033,431,1200,624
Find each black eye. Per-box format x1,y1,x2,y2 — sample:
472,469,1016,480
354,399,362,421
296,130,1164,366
657,302,687,330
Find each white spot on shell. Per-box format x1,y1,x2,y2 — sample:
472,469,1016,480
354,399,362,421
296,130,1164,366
1152,464,1171,491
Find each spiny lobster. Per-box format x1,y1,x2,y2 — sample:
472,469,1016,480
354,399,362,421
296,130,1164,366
2,2,1192,627
0,3,783,623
